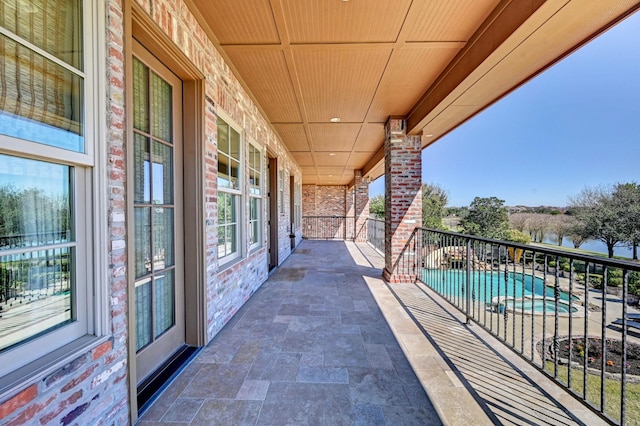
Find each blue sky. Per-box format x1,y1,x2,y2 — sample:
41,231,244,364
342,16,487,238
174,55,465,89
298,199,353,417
370,11,640,207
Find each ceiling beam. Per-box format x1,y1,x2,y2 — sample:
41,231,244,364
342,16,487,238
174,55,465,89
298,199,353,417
406,0,545,134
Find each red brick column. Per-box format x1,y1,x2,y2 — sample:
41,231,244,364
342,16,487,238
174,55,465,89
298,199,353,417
383,118,422,283
345,184,355,239
354,171,369,242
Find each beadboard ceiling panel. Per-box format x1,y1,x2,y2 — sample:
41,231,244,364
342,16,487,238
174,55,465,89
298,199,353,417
185,0,640,186
191,0,280,44
224,48,302,123
292,48,392,123
308,123,361,152
366,46,463,123
280,0,413,44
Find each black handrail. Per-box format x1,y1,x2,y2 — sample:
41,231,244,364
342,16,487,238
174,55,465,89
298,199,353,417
394,227,640,425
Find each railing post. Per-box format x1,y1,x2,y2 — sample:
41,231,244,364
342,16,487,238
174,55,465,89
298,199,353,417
466,238,472,324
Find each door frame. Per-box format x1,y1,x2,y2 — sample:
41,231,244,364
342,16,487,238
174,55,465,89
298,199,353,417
125,2,206,420
130,39,186,384
268,154,278,270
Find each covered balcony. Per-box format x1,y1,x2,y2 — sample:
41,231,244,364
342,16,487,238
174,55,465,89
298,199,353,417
2,1,640,425
137,1,639,425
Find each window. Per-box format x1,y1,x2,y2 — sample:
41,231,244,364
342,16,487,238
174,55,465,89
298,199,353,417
278,169,284,214
294,181,302,230
248,143,262,250
0,0,95,378
217,116,241,263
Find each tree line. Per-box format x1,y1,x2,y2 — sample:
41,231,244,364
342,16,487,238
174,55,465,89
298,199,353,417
369,182,640,260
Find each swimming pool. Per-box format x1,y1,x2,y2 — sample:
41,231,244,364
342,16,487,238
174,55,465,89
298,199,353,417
422,269,580,314
503,298,577,314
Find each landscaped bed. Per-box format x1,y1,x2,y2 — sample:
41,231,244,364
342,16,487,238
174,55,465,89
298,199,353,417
538,336,640,423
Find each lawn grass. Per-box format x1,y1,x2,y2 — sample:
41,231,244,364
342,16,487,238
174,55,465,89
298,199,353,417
545,362,640,424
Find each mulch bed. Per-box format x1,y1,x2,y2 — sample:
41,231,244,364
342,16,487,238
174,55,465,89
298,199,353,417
548,337,640,375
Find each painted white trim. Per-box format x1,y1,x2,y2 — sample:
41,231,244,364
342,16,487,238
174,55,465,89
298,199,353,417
217,113,245,264
0,0,109,385
89,0,110,337
0,27,86,78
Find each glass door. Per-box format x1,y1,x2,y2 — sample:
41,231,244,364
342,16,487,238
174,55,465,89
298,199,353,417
131,41,184,385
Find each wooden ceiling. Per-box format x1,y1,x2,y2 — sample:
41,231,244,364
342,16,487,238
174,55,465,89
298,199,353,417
186,0,640,186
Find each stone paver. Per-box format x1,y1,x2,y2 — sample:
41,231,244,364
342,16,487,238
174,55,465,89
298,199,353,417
139,240,441,425
140,240,609,425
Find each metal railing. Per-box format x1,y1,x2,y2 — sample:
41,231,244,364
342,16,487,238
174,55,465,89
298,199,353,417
367,217,385,254
395,227,640,425
302,216,355,240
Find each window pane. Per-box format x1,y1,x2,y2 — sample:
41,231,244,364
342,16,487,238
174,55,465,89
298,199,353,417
0,35,84,152
218,192,227,224
230,127,240,160
217,193,238,259
218,155,230,189
0,0,83,70
217,226,226,258
0,155,72,249
134,208,151,279
134,134,150,204
154,269,174,338
249,145,261,196
229,224,237,254
133,58,149,133
153,207,174,270
250,197,260,246
135,277,152,351
217,117,229,154
151,141,173,205
151,72,172,143
229,159,240,190
0,247,74,352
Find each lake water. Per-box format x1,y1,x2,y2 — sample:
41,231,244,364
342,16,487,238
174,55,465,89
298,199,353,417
542,234,634,259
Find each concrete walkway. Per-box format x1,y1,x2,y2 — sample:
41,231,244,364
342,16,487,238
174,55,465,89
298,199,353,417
139,240,606,425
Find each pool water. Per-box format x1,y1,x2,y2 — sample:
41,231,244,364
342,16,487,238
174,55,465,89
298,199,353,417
423,269,578,313
503,299,576,314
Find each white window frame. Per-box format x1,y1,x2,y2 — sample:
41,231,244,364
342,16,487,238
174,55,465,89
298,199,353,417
216,113,243,266
294,180,302,231
278,168,284,214
248,142,263,251
0,0,109,390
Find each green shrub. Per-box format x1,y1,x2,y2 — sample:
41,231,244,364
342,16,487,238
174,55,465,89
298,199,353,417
589,274,603,288
609,268,623,279
608,277,623,287
504,229,531,244
548,260,557,268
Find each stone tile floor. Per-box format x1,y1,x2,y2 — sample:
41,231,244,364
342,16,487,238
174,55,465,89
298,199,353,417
139,240,607,425
138,240,441,425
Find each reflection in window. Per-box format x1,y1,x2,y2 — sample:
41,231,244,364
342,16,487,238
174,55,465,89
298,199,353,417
0,155,74,353
132,57,177,352
217,117,242,262
218,192,238,259
0,9,84,152
249,144,262,249
217,118,240,190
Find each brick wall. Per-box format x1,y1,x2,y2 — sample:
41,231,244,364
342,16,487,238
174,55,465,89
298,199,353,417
302,185,317,216
302,185,347,216
0,1,131,424
383,118,422,283
0,0,303,423
129,0,301,341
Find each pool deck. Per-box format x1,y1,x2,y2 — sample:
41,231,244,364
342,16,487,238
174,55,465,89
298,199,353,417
138,240,612,425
